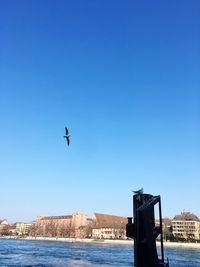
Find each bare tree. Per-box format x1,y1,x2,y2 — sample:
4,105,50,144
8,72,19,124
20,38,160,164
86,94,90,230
28,224,37,237
0,225,11,236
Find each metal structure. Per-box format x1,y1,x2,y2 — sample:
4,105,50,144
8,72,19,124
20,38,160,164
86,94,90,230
126,191,169,267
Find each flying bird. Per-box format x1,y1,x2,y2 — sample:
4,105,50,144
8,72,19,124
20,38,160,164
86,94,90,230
63,127,70,146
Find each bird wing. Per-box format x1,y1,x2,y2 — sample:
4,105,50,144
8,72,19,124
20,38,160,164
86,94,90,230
67,136,70,145
65,127,69,135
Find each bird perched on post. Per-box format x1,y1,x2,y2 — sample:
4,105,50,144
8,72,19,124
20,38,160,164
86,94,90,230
133,188,143,195
63,127,70,146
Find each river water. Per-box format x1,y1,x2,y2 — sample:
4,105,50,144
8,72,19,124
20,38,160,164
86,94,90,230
0,239,200,266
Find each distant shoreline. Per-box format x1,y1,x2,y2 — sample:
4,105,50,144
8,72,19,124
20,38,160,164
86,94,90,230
25,236,133,245
2,236,200,249
162,241,200,249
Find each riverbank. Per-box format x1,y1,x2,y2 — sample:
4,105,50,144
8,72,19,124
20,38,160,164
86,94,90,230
2,236,200,249
25,236,133,245
162,241,200,249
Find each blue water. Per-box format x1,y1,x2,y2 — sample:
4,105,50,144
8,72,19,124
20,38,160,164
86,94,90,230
0,239,200,267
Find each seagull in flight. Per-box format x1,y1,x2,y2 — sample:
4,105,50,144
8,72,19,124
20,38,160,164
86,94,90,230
64,127,70,146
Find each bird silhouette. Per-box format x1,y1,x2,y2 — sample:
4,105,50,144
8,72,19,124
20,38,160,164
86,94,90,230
133,188,143,194
63,127,70,146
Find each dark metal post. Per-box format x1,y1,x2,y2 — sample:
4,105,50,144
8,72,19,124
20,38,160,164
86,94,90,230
126,191,169,267
159,199,164,262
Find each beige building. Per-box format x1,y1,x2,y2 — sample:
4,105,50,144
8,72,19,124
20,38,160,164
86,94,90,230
92,213,127,239
15,222,33,236
31,212,92,238
172,212,200,241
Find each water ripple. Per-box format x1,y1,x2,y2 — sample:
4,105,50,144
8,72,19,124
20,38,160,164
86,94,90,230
0,239,199,266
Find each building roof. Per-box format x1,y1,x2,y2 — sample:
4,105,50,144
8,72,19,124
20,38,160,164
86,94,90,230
40,215,72,220
93,213,127,228
0,219,8,225
173,212,199,221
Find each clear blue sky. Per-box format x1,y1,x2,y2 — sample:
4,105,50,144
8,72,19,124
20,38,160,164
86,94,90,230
0,1,200,223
